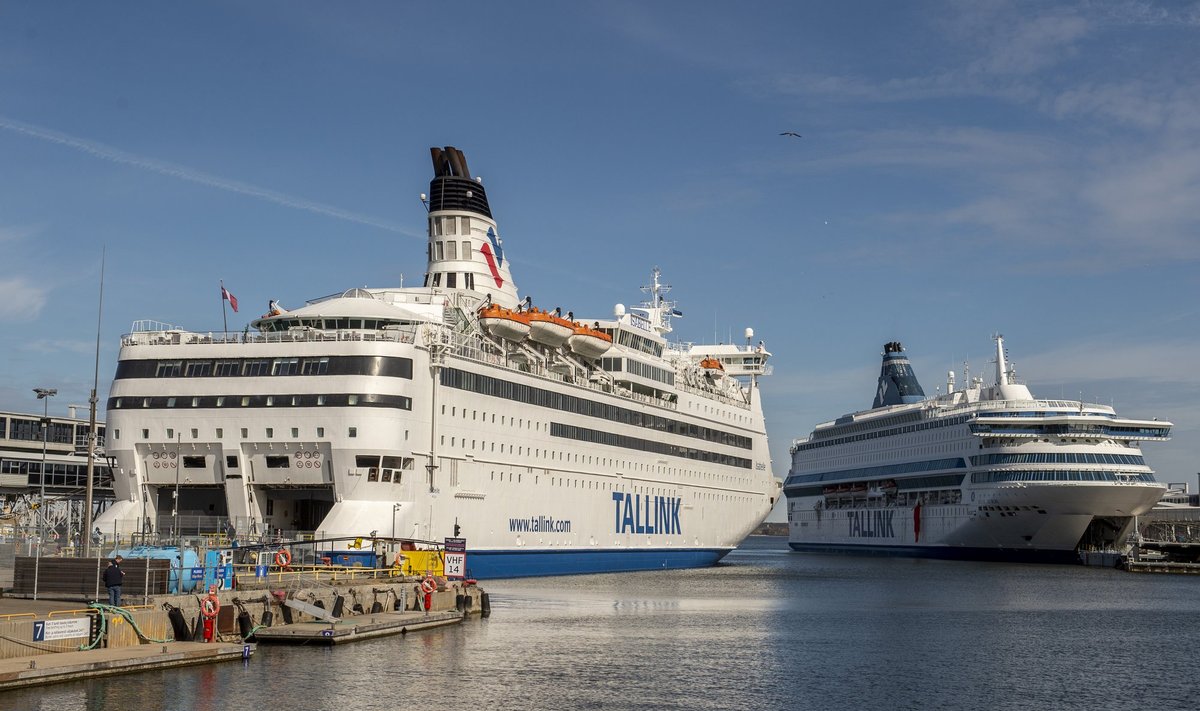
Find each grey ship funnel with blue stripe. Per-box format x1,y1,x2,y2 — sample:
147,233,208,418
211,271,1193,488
872,341,925,408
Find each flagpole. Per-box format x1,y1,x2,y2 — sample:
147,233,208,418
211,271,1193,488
220,279,229,337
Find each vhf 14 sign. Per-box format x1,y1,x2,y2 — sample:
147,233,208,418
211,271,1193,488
444,537,466,579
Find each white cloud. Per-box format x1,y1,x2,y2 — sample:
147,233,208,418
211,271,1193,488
0,276,48,321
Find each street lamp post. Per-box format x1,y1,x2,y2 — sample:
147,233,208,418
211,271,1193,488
32,387,57,601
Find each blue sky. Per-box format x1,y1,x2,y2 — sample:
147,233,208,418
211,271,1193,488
3,2,1199,521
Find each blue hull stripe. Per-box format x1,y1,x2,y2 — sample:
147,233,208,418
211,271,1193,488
465,548,731,579
788,542,1079,564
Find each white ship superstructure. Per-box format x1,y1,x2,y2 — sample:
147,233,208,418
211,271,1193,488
785,338,1171,561
95,146,781,577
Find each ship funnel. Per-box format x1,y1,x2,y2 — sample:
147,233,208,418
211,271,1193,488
873,341,926,408
425,146,519,308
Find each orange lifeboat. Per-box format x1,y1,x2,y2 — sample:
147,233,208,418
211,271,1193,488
478,304,531,342
700,357,725,379
567,323,612,359
527,307,575,348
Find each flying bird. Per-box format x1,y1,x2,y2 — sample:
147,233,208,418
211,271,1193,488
780,131,802,138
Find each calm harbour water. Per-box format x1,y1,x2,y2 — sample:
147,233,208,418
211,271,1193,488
7,536,1199,711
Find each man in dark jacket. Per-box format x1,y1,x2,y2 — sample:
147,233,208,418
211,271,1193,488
103,556,125,606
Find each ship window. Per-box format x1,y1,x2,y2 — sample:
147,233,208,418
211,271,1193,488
317,396,326,406
348,395,359,405
185,361,212,377
142,429,149,439
266,396,274,406
381,469,392,482
465,272,475,290
317,427,325,437
216,428,223,438
241,397,250,407
301,358,329,375
266,428,274,438
265,455,290,468
191,428,198,438
368,467,378,481
461,240,470,258
240,428,248,437
436,241,444,260
166,428,174,439
216,397,225,407
423,273,430,287
446,273,457,288
226,455,238,468
444,216,457,235
272,358,300,376
348,427,357,438
156,361,182,377
432,273,441,287
114,429,120,440
461,217,471,234
291,428,299,438
183,456,205,468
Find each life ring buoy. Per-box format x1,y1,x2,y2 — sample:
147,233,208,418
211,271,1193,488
275,548,292,568
202,595,220,619
420,576,437,594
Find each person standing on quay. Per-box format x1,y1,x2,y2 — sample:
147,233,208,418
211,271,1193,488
103,555,125,606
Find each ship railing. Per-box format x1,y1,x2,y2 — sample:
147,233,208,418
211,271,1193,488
121,326,418,347
673,378,750,409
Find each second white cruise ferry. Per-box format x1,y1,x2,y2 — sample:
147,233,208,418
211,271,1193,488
95,146,781,577
785,337,1171,561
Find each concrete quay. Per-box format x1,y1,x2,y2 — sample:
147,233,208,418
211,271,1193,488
0,574,488,689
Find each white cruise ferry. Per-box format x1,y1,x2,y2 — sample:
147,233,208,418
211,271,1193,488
785,337,1171,562
94,146,781,577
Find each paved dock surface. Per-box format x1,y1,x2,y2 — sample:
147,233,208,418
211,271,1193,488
253,609,464,644
0,641,253,691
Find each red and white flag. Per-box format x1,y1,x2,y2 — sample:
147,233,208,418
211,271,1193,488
221,285,239,312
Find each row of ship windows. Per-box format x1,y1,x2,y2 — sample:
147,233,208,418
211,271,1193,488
970,470,1157,483
440,434,752,484
970,424,1170,437
425,271,475,289
823,410,926,438
108,394,413,411
795,415,971,452
551,423,752,469
119,426,375,441
969,453,1146,466
115,356,414,380
441,367,752,450
785,457,965,487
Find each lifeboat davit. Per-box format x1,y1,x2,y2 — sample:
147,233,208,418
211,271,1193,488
527,308,574,348
478,304,530,342
567,323,612,359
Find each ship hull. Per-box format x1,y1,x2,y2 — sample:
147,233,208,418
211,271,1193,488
787,483,1165,563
